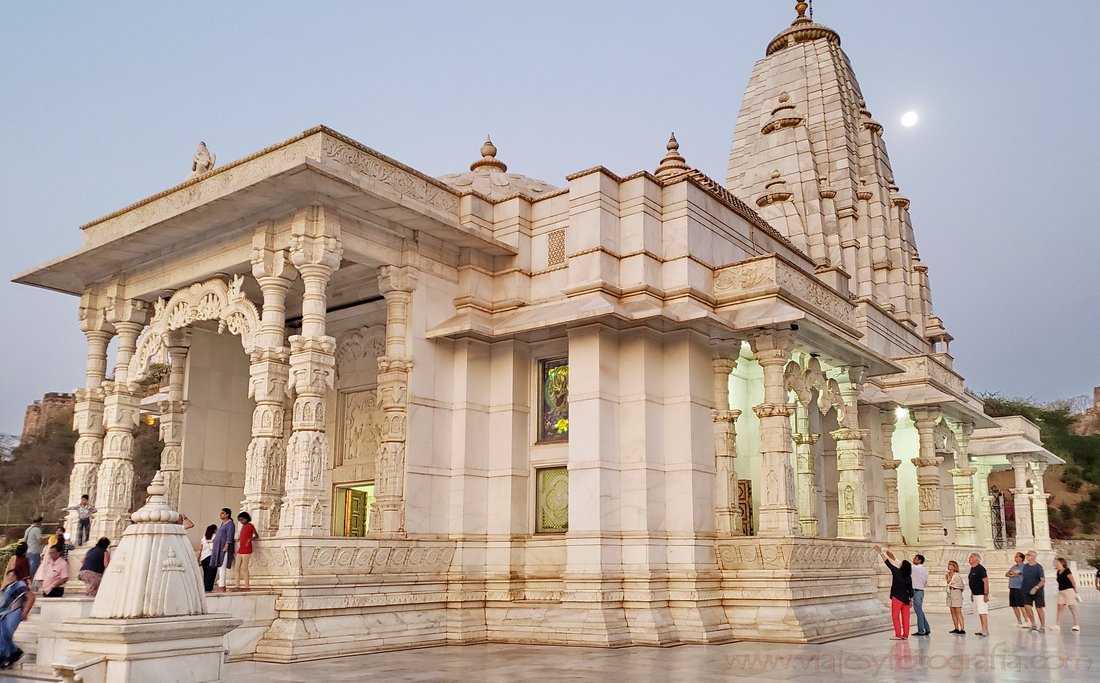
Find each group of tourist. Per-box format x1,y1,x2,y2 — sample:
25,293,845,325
196,508,257,593
876,545,1089,640
0,520,110,669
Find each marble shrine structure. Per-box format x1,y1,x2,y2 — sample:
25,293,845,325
15,3,1060,662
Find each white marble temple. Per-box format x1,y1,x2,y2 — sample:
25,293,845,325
11,2,1064,667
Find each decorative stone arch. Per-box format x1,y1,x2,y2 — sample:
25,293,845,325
783,355,844,418
128,275,261,381
933,418,958,457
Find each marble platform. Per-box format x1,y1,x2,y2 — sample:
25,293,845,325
221,584,1100,682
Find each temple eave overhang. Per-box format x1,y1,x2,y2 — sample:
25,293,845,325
14,127,517,296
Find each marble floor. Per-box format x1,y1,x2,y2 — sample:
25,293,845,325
227,588,1100,682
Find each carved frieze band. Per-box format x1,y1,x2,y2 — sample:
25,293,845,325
321,136,458,213
715,539,877,571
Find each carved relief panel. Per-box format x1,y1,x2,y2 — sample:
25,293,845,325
342,389,383,465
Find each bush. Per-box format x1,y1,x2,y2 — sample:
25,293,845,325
0,540,19,569
1064,474,1084,493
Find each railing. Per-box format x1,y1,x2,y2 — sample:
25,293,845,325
1073,564,1099,602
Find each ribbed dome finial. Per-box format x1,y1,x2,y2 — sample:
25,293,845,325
470,135,507,173
655,132,690,179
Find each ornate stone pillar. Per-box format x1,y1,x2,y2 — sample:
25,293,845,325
910,407,944,544
92,299,149,541
749,330,798,536
244,232,296,534
712,343,742,536
1030,462,1052,551
372,265,418,535
279,206,342,536
1010,453,1034,549
793,404,819,537
66,294,115,540
948,421,977,545
157,329,190,510
879,408,903,544
832,367,870,539
974,463,994,548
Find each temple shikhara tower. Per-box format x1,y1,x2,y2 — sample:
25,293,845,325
14,3,1060,665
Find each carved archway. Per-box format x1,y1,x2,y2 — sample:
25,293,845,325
128,275,261,381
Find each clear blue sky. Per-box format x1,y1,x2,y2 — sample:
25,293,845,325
1,1,1095,435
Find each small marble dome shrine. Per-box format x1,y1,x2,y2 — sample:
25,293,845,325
438,136,557,200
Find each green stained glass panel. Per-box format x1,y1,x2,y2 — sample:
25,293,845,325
536,466,569,533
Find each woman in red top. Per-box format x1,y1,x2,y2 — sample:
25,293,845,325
235,512,257,592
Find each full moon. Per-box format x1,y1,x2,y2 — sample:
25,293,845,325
901,111,919,127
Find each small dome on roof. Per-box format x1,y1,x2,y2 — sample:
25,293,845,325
438,136,558,201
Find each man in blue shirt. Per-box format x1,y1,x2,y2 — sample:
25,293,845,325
1005,552,1028,627
1020,550,1046,631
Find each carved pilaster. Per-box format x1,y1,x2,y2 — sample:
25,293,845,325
793,424,820,537
879,408,902,544
910,407,944,544
244,233,296,534
832,367,870,539
372,265,418,535
948,420,977,545
975,464,994,548
1030,461,1052,551
279,206,342,536
92,298,149,541
157,330,191,510
749,330,798,536
712,343,741,536
1010,453,1033,549
882,459,903,545
67,294,114,539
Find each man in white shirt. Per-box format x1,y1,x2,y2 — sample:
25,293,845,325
911,553,931,636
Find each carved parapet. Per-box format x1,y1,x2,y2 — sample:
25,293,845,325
891,355,965,396
715,255,856,330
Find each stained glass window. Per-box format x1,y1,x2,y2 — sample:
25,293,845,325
536,466,569,533
538,357,569,443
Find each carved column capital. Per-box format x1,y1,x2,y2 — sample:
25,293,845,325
831,427,870,442
882,458,902,471
289,205,343,274
712,409,742,423
753,403,796,419
911,456,944,468
909,406,942,428
748,328,795,366
377,265,419,296
792,431,819,446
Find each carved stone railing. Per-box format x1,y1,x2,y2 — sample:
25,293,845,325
892,355,965,395
713,255,856,330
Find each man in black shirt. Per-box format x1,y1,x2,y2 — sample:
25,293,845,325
968,552,990,636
